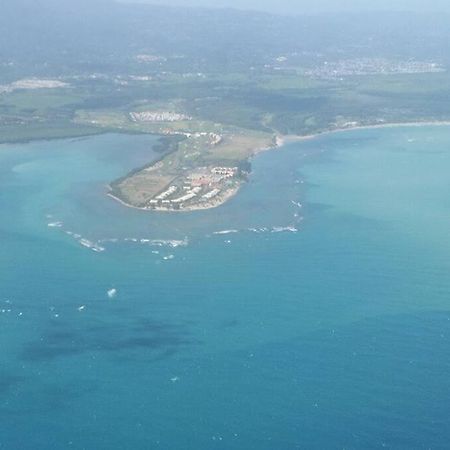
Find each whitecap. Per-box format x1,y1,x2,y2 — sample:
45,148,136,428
213,229,238,235
271,226,298,233
48,221,63,228
150,238,188,248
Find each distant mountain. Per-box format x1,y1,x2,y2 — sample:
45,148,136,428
1,0,449,78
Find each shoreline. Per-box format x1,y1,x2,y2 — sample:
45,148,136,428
284,120,450,143
108,119,450,213
108,184,241,213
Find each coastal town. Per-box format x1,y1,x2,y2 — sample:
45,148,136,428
130,111,192,123
303,58,444,79
264,56,445,79
0,78,68,95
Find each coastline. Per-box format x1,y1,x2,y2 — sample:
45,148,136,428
252,135,283,155
108,184,240,212
108,120,450,213
285,120,450,143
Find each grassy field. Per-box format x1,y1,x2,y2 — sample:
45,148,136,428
0,71,449,147
3,70,450,143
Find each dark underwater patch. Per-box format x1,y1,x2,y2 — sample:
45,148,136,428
0,374,25,394
20,316,195,362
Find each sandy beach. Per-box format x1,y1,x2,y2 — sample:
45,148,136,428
108,184,241,212
285,120,450,143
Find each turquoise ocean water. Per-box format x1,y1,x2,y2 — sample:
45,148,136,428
1,127,450,449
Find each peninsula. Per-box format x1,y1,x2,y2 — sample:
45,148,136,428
98,110,276,211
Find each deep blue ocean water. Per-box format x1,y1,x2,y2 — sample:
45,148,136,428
1,127,450,449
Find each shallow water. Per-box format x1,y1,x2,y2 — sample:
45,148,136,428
1,127,450,449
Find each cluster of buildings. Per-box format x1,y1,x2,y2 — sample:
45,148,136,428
130,111,192,123
155,185,177,200
304,58,444,79
148,184,205,208
188,167,237,187
155,130,223,149
0,78,68,95
135,54,167,63
209,133,223,146
128,75,153,82
202,188,220,200
211,167,237,178
146,166,238,209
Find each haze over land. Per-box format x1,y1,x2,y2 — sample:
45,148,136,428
120,0,450,13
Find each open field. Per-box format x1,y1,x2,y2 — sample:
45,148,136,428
3,69,450,143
